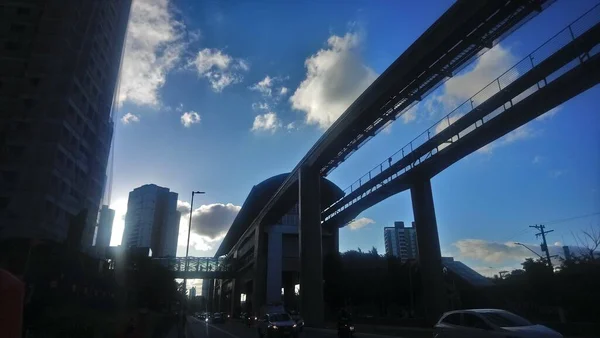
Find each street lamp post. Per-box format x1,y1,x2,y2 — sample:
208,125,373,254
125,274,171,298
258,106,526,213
183,191,205,297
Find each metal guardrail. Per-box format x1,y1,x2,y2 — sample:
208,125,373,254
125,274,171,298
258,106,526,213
323,4,600,222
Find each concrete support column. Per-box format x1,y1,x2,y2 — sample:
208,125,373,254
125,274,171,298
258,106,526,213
410,179,447,324
206,279,213,312
252,225,268,314
298,165,324,327
231,279,241,316
266,228,283,304
218,281,226,312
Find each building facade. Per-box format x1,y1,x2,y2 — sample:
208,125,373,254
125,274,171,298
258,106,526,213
123,184,181,257
384,221,418,261
0,0,132,246
208,173,343,316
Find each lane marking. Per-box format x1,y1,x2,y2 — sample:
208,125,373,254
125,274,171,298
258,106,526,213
206,323,243,338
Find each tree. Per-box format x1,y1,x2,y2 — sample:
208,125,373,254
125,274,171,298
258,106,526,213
573,225,600,259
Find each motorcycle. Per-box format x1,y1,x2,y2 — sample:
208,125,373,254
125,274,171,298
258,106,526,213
337,319,354,338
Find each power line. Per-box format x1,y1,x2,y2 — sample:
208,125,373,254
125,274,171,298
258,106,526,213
500,212,600,243
543,212,600,226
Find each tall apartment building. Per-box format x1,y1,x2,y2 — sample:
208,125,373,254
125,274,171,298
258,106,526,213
123,184,181,257
384,221,418,261
0,1,132,247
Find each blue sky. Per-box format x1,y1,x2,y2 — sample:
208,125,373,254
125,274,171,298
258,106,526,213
109,0,600,277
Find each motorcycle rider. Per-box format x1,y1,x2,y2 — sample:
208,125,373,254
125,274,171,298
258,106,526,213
337,308,353,337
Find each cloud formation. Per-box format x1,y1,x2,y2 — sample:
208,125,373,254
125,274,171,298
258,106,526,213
454,239,532,263
290,32,378,129
119,0,184,106
190,48,249,92
477,125,534,154
416,45,517,122
252,113,281,133
250,75,275,96
121,112,140,124
348,217,375,230
536,105,561,121
453,239,581,265
178,201,241,240
181,111,201,127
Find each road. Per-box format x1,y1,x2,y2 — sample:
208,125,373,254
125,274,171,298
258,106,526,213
185,316,416,338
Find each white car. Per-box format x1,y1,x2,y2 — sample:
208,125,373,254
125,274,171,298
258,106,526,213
434,309,563,338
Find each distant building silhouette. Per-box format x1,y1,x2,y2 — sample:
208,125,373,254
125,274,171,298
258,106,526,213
384,221,418,261
93,205,115,257
123,184,181,257
190,286,197,299
0,0,132,247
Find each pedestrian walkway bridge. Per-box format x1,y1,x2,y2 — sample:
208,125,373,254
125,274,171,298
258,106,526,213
153,256,236,279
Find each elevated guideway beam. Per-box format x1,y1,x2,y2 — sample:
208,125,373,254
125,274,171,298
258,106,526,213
322,8,600,227
244,0,553,237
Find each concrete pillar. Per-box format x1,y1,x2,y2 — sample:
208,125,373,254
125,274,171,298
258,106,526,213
410,179,447,324
298,165,324,327
231,278,241,316
266,228,283,304
207,279,215,312
252,225,268,314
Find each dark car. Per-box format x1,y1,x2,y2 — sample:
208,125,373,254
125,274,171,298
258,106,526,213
257,313,298,338
212,312,225,324
289,311,304,332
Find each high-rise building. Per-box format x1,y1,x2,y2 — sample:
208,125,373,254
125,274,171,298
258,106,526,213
123,184,181,257
189,286,196,299
0,1,132,247
384,221,418,261
94,205,115,250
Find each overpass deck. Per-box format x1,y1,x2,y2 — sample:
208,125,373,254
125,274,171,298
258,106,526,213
322,5,600,227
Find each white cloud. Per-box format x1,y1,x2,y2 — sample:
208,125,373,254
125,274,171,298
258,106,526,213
532,155,543,164
348,217,375,230
381,124,392,134
121,112,140,124
180,111,201,127
453,239,591,272
476,125,534,154
536,105,561,121
252,112,281,133
290,32,378,129
190,48,249,92
250,75,274,96
401,105,418,124
119,0,185,107
454,239,532,263
423,45,517,119
252,102,271,111
286,122,297,131
279,87,289,96
549,169,566,178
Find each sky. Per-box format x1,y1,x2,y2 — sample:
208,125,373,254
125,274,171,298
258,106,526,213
108,0,600,278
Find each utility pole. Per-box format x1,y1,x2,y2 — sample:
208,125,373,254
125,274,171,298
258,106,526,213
529,224,555,270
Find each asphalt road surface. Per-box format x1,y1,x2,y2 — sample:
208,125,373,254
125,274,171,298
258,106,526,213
186,316,412,338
